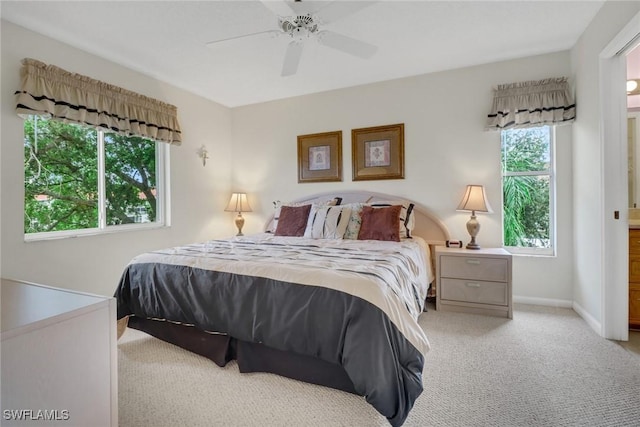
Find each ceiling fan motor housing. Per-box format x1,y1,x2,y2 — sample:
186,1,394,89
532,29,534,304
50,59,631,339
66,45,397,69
279,14,318,41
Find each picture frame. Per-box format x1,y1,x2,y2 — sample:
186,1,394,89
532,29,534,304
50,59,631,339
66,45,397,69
297,130,343,183
352,123,404,181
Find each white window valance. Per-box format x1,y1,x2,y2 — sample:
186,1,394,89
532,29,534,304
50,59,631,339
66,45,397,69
486,77,575,130
15,58,182,145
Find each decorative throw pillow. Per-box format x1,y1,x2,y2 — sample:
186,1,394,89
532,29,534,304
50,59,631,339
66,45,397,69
357,205,402,242
369,201,415,238
343,203,365,239
275,204,312,236
270,197,341,233
304,205,352,239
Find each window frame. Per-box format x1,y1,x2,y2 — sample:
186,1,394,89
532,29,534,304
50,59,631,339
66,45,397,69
501,125,556,256
24,120,170,242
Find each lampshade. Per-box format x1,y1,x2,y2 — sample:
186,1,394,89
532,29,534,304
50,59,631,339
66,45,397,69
225,193,252,213
456,185,493,213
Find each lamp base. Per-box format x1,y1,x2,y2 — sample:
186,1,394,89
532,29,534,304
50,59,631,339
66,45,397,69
234,213,245,236
465,213,481,250
466,240,481,250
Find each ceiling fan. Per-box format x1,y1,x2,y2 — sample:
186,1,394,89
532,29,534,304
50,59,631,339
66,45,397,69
206,0,378,77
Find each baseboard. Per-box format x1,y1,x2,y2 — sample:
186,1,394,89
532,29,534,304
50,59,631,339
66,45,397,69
513,295,573,308
571,300,602,336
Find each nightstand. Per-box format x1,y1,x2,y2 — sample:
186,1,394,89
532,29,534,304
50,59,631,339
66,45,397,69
435,246,512,318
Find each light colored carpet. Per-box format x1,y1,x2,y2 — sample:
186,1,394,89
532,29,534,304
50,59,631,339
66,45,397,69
118,304,640,427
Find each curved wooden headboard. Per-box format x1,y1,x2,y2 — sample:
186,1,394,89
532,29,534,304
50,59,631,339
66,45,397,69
264,190,450,246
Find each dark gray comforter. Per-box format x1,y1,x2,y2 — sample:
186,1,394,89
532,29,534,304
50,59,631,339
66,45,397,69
114,235,431,426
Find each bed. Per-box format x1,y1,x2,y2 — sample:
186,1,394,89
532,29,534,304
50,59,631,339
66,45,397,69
115,191,450,426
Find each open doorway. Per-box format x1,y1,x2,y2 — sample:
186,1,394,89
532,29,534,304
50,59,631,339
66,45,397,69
601,11,640,342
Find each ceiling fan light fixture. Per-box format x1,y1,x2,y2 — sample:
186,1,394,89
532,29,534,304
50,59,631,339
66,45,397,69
279,14,318,40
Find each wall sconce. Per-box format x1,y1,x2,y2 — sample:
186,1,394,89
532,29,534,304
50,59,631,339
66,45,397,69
225,193,252,236
197,145,209,166
457,184,493,250
628,79,640,96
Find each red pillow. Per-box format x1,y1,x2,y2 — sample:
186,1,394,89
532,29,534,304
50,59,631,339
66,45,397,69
357,205,402,242
275,204,312,236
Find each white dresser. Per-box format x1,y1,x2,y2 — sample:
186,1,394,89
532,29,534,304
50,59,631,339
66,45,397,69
1,279,117,426
435,247,513,318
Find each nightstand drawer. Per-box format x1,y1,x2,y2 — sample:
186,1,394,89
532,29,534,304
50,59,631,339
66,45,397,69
440,278,508,306
440,255,508,282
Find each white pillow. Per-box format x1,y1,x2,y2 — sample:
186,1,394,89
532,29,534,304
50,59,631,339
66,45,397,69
269,197,341,233
304,205,352,239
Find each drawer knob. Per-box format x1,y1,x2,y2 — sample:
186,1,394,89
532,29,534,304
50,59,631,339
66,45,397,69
466,259,481,265
466,282,481,288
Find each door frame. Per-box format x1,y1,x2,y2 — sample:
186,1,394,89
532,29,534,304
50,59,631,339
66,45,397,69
601,11,640,340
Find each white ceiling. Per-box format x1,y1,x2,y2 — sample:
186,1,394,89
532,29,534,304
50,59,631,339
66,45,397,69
1,0,604,108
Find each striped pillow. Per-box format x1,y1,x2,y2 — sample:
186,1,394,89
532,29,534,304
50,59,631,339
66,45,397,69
304,205,352,239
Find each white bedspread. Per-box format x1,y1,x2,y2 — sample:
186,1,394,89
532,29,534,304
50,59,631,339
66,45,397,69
129,233,432,355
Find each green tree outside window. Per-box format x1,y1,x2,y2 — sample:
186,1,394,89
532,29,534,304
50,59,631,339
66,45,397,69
501,126,553,249
24,116,159,235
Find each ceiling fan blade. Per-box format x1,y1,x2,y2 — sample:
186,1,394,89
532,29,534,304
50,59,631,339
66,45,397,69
260,0,297,17
314,1,377,24
317,30,378,59
206,30,282,48
282,41,304,76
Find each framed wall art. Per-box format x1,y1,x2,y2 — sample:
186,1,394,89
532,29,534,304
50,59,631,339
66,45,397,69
297,130,343,183
352,123,404,181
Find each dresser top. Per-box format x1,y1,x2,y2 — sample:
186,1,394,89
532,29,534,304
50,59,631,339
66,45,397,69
435,246,511,256
1,278,110,336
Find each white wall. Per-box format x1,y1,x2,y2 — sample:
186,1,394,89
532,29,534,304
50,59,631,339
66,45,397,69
231,52,574,304
570,1,640,325
10,10,631,308
0,19,3,283
0,21,234,297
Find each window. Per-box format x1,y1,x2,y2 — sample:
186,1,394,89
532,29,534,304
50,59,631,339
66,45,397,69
501,126,555,255
24,116,167,240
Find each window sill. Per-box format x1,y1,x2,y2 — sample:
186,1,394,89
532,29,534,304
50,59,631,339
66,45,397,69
504,247,556,257
24,222,167,242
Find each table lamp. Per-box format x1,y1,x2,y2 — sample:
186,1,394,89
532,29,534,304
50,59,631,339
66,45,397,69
457,184,493,250
225,192,252,236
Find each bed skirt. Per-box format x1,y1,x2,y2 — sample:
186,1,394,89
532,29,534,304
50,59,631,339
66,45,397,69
127,316,358,395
